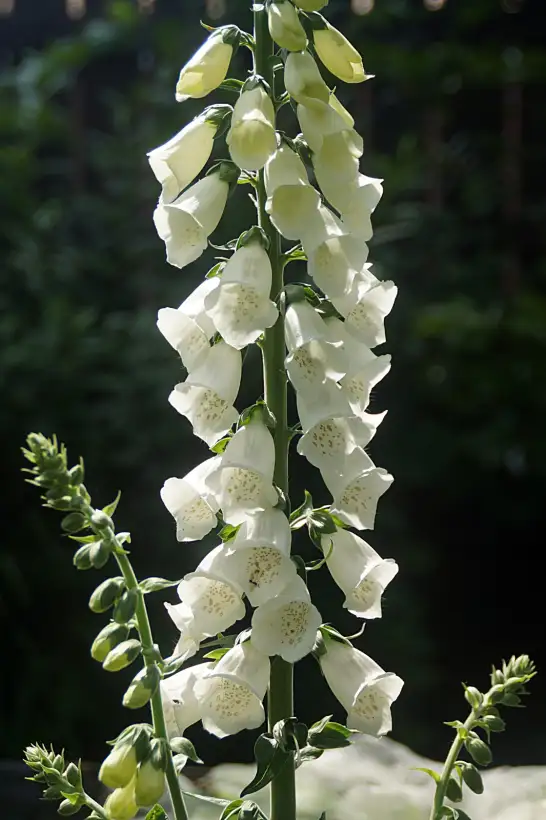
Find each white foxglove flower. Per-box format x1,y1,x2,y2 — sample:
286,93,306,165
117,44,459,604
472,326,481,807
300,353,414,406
164,601,203,661
322,529,398,618
205,418,278,525
226,82,277,171
296,381,358,470
176,26,240,102
157,279,218,371
338,174,383,237
319,639,404,736
264,144,321,240
301,206,369,298
147,105,232,203
203,512,297,606
204,237,278,349
329,90,355,127
169,341,241,447
332,276,398,348
161,662,212,737
195,641,269,737
267,0,307,52
322,447,393,530
284,51,330,109
153,164,238,269
285,299,345,391
160,457,220,542
177,563,245,636
312,130,363,206
309,15,368,84
325,317,391,414
251,576,322,662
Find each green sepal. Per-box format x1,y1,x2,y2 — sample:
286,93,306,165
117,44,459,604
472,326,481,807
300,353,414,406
145,806,169,820
289,490,313,526
211,434,232,453
206,261,226,280
307,716,357,750
238,400,276,431
273,717,308,753
236,225,269,252
218,523,240,543
103,491,121,518
203,647,231,661
319,624,353,646
169,737,203,765
241,733,291,797
139,577,178,594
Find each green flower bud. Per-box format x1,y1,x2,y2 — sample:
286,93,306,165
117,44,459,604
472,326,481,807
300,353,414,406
491,668,504,685
481,714,505,733
89,577,124,614
113,589,138,625
445,776,463,803
509,654,535,678
43,785,62,799
61,512,86,533
64,762,82,789
103,639,142,672
91,510,114,531
73,545,94,571
99,744,138,789
134,759,166,807
504,676,524,693
488,684,505,705
68,464,84,485
104,779,138,820
465,737,492,766
502,692,522,707
91,622,130,662
90,541,111,570
58,799,81,816
459,762,484,794
464,686,483,709
122,665,160,710
52,754,65,772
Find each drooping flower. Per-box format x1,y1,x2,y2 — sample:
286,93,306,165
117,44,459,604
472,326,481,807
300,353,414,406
147,105,232,203
157,279,218,372
284,50,330,109
204,235,278,349
153,163,238,269
177,562,245,637
267,0,307,52
201,511,297,606
284,297,345,391
195,641,270,737
308,13,368,84
331,276,398,348
319,638,404,736
176,26,241,102
296,380,359,471
337,175,384,237
168,341,241,447
161,662,213,737
322,447,394,530
300,206,369,298
226,80,277,171
251,576,322,662
134,758,165,807
164,600,204,662
205,417,278,525
312,130,363,205
264,143,321,240
104,777,138,820
160,457,220,542
322,529,398,618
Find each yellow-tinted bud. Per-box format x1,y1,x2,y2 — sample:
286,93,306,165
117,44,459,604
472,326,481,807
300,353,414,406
176,26,240,102
267,0,307,52
99,745,138,790
104,779,138,820
134,760,166,807
313,20,367,84
293,0,328,10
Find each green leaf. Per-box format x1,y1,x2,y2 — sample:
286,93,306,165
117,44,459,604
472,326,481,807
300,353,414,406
203,647,231,661
412,767,441,784
103,491,121,518
220,799,244,820
241,733,291,797
181,791,230,808
139,577,178,593
219,78,244,94
206,261,225,279
211,435,232,453
298,746,324,765
273,718,308,753
307,719,356,750
145,806,169,820
318,624,352,646
169,737,203,764
289,490,314,524
218,523,240,543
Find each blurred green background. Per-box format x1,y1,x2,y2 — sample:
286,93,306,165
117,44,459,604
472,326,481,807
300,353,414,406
1,0,545,790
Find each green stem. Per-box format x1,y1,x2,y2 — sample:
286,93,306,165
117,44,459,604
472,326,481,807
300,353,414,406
429,709,478,820
84,794,110,819
253,8,296,820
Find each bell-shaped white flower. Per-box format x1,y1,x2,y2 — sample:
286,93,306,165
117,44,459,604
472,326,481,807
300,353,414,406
160,456,220,542
264,144,321,240
226,83,277,172
154,164,238,269
267,0,307,52
169,341,241,447
319,638,404,736
296,381,358,471
205,418,278,525
157,279,218,371
284,50,330,109
338,174,383,237
204,511,297,606
325,317,391,415
301,206,369,298
251,576,322,662
329,90,355,127
297,99,356,155
194,641,269,738
284,299,345,391
176,26,240,102
148,105,232,203
312,130,362,204
310,16,367,84
332,276,398,348
164,600,204,662
177,561,245,637
322,447,394,530
204,238,278,349
160,662,213,737
322,529,398,618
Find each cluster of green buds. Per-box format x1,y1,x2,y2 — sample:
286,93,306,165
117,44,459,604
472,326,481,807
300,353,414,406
428,654,536,820
24,745,93,818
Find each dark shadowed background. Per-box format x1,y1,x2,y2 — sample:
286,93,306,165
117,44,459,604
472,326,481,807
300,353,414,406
1,0,545,813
